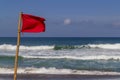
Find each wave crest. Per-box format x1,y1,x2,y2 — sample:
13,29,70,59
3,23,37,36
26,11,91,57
0,44,54,51
1,67,120,75
23,55,120,60
54,43,120,50
0,43,120,51
88,43,120,49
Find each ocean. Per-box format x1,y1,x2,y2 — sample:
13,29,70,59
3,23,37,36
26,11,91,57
1,37,120,79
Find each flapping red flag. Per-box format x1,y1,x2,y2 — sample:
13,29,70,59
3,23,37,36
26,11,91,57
21,14,45,33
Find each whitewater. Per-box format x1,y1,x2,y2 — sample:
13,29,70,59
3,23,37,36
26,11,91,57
1,43,120,60
1,37,120,75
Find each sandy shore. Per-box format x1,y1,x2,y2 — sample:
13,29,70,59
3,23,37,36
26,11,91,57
0,74,120,80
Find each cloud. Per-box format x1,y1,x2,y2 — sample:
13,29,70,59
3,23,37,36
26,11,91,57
48,17,118,28
112,22,120,26
64,18,71,25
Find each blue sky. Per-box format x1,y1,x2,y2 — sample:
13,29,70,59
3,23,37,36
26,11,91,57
1,0,120,37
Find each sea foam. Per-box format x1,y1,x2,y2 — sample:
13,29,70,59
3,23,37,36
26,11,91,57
88,43,120,49
0,44,54,51
0,43,120,52
23,55,120,60
1,67,120,75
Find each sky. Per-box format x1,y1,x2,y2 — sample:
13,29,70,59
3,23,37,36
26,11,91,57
1,0,120,37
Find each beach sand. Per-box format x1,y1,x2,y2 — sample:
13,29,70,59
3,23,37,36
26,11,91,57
1,74,120,80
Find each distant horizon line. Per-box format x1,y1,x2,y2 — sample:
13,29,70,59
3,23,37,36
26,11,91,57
1,36,120,38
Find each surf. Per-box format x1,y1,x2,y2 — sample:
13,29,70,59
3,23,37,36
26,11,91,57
1,43,120,51
1,67,120,75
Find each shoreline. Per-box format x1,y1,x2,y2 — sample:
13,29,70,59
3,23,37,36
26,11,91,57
1,74,120,80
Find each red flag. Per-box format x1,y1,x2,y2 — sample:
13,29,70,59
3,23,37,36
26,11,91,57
21,14,45,33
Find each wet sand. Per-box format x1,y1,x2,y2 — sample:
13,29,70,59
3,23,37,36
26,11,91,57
0,74,120,80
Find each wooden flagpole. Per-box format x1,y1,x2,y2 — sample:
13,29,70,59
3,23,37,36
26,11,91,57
14,12,22,80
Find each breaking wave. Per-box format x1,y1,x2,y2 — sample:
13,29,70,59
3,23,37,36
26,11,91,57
1,55,120,60
22,55,120,60
88,43,120,50
0,43,120,51
1,67,120,75
0,44,54,51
